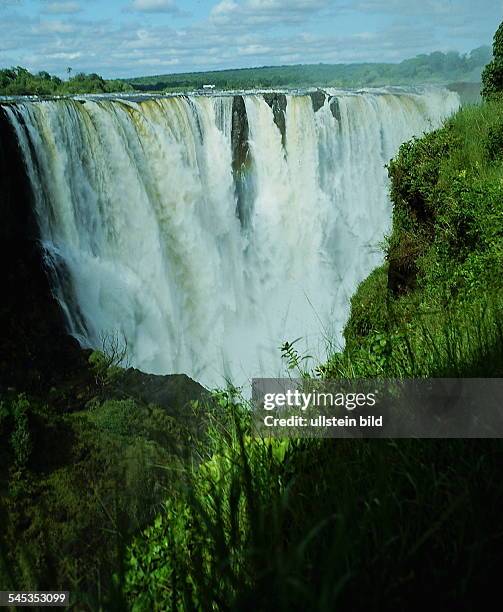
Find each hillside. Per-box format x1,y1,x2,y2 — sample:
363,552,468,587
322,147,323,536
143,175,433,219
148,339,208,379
328,99,503,379
126,46,491,92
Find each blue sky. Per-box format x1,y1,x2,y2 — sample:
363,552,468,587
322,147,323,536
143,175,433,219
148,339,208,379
0,0,501,78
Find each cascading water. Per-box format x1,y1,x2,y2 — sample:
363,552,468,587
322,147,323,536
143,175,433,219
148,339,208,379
2,88,459,386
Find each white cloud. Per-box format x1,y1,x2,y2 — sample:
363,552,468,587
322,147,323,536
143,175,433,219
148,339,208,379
0,0,499,78
237,43,273,56
41,2,82,15
46,51,83,59
34,20,77,33
135,57,179,66
352,0,501,20
210,0,331,26
127,0,180,13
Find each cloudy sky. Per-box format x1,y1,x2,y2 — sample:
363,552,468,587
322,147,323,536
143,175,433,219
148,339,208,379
0,0,501,78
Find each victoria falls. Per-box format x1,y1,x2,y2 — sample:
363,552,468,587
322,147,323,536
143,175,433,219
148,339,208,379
2,88,459,386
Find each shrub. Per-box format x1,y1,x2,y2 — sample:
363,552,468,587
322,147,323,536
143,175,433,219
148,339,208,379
11,399,31,468
88,331,129,388
485,121,503,160
0,395,33,468
482,21,503,100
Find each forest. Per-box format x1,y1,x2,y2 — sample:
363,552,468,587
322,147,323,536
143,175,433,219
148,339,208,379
0,67,132,96
127,46,491,91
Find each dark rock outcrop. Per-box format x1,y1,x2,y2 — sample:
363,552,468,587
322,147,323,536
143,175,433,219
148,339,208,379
231,95,250,173
232,96,254,227
0,106,89,393
263,93,287,147
330,97,341,122
309,89,326,113
113,369,208,418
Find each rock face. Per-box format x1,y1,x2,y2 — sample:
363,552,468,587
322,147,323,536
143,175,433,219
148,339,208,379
0,107,88,393
330,97,341,122
231,95,253,227
231,95,250,173
263,93,287,146
113,369,208,419
0,107,209,413
309,90,326,113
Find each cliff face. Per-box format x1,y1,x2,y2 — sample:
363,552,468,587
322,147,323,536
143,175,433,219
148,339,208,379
231,95,252,227
0,108,209,406
0,108,87,393
263,92,287,146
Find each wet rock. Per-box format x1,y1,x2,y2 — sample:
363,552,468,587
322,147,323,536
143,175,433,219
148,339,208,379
232,96,253,227
231,95,250,172
309,89,326,113
114,368,208,418
330,97,341,122
0,106,89,393
263,93,287,147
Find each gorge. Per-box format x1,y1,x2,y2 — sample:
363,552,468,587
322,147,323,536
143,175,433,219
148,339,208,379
1,88,459,387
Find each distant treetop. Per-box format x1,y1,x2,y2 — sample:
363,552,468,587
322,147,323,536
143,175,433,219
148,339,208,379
0,67,132,96
125,46,492,93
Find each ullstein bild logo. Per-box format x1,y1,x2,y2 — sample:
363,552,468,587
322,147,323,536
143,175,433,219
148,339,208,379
252,379,503,439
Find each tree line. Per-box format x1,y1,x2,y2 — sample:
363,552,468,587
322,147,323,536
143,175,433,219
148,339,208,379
128,46,492,92
0,67,132,96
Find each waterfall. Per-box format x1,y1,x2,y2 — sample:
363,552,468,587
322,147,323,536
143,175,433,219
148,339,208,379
1,88,460,386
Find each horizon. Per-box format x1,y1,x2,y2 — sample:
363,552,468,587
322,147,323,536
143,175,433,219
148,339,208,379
0,1,501,79
1,45,492,83
123,46,490,81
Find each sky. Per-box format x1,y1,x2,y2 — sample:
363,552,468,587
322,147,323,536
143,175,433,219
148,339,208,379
0,0,502,78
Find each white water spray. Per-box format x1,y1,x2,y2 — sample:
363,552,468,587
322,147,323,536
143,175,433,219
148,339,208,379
2,88,459,386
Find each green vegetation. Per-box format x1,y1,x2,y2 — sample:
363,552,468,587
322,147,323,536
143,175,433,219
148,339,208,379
124,408,503,611
482,21,503,99
326,100,503,380
0,384,201,606
0,67,132,96
127,47,491,92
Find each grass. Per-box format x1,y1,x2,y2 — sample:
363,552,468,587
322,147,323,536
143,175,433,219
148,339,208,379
124,396,503,611
325,290,503,379
445,100,503,178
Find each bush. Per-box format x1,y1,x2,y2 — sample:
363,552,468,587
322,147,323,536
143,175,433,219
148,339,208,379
482,21,503,99
10,396,32,468
485,121,503,160
0,67,133,96
88,331,129,388
343,265,391,347
0,395,33,469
